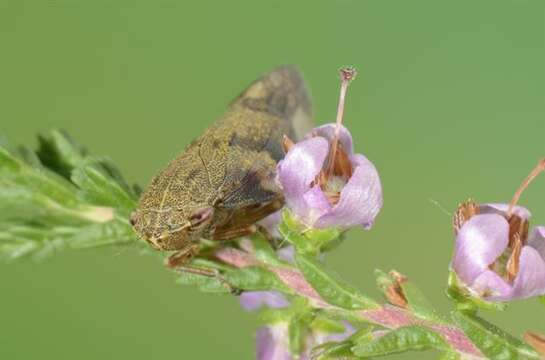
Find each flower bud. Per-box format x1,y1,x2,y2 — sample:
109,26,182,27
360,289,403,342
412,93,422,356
239,291,290,311
256,323,292,360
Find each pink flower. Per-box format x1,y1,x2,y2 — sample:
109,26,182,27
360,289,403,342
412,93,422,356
256,324,293,360
451,159,545,301
255,321,355,360
239,291,290,311
452,203,545,301
277,124,382,229
276,67,382,230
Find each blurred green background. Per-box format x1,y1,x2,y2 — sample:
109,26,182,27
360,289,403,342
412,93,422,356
1,1,544,359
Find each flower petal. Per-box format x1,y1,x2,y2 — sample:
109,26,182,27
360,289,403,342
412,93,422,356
259,210,282,239
278,245,295,264
314,154,382,229
471,270,512,300
256,324,293,360
310,123,354,155
240,291,290,311
479,203,531,220
510,246,545,300
452,214,509,284
528,226,545,261
301,185,332,224
277,137,329,215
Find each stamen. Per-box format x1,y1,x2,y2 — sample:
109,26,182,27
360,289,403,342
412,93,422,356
507,158,545,216
453,199,479,233
326,67,357,177
506,234,522,282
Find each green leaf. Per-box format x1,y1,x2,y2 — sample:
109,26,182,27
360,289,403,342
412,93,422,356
0,146,22,171
452,311,539,359
313,327,374,359
249,233,284,266
312,341,354,360
72,161,136,213
279,210,316,255
36,130,86,179
67,220,137,249
296,254,377,310
223,266,290,292
312,327,372,360
438,351,461,360
309,315,346,334
0,132,139,261
316,308,375,326
17,145,43,167
304,227,341,252
0,153,81,208
0,219,137,261
401,283,439,320
173,258,237,293
258,297,308,325
289,314,310,355
176,272,231,293
35,130,136,211
352,326,449,357
278,210,342,255
96,157,137,198
0,184,90,225
375,269,440,321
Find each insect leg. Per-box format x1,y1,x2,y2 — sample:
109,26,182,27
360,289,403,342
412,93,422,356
211,224,258,241
175,265,242,295
165,243,241,294
165,243,201,268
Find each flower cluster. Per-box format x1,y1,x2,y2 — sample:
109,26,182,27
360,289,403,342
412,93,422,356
238,67,544,359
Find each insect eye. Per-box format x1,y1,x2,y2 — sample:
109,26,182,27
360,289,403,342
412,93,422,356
129,212,137,226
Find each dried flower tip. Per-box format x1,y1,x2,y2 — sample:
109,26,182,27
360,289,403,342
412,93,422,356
453,199,479,233
390,270,408,284
523,331,545,356
385,270,408,308
282,134,295,154
507,158,545,216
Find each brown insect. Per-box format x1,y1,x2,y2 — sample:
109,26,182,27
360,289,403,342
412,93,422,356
130,66,313,268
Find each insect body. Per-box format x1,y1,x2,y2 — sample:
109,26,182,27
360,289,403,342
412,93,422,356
130,66,313,265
